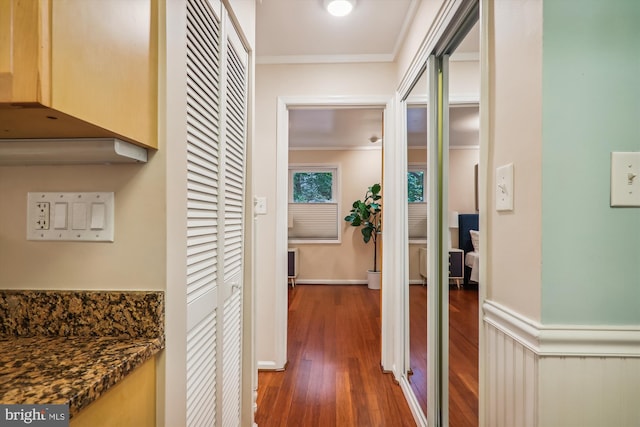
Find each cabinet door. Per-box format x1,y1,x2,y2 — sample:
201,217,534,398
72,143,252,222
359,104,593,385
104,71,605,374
0,0,157,149
0,0,48,103
51,0,157,147
448,251,464,279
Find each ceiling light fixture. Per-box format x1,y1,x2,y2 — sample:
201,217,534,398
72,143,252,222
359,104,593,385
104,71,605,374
324,0,355,17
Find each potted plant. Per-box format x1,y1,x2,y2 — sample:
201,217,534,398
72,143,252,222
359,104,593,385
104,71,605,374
344,183,382,289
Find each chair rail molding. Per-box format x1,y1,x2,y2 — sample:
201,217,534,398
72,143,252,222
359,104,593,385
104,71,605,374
483,300,640,357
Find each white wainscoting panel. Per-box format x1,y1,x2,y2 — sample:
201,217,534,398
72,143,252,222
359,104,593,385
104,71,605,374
484,320,538,427
484,300,640,427
538,357,640,427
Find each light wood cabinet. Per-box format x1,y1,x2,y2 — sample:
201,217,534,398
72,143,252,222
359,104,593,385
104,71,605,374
69,356,156,427
0,0,157,149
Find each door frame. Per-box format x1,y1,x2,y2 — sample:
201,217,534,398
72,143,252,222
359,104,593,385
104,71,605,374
274,95,397,372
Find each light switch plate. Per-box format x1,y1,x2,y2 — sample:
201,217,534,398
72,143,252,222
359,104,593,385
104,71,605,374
496,163,514,211
611,152,640,207
27,192,114,241
254,196,267,215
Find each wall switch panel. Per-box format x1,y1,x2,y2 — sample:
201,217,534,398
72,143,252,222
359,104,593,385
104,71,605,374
254,196,267,215
611,152,640,207
496,163,514,211
27,192,114,241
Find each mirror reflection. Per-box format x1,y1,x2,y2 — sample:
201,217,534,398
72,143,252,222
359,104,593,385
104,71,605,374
406,69,428,415
447,21,480,427
405,22,480,423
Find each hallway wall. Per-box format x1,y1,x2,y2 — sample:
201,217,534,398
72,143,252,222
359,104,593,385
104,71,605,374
485,0,543,322
485,0,640,425
541,0,640,325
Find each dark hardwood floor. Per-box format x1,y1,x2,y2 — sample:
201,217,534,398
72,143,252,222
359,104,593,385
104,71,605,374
449,286,479,427
256,284,479,427
408,285,479,427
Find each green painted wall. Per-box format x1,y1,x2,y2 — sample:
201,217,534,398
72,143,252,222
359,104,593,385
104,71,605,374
542,0,640,324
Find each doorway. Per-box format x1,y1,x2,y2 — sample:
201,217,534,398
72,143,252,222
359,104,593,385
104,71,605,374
273,97,394,370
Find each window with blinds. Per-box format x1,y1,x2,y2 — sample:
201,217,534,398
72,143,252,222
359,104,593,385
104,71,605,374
288,166,340,242
408,167,428,240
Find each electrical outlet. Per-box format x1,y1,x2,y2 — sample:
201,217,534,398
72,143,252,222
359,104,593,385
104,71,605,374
27,192,114,241
35,202,50,230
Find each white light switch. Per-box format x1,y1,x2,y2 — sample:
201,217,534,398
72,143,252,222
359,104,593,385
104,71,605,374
254,196,267,215
53,203,68,229
90,203,106,229
496,163,514,211
27,192,114,241
72,203,88,230
611,152,640,207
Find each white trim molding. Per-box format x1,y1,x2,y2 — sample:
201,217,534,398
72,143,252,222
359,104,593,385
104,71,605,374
484,300,640,357
399,377,428,427
257,53,394,65
256,360,284,371
276,95,395,376
294,279,368,285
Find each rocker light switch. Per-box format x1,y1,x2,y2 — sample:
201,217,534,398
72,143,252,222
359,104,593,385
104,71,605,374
53,203,68,230
496,163,514,211
611,152,640,207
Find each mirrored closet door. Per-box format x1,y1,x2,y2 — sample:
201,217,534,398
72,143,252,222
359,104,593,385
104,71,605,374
400,2,478,426
405,68,429,417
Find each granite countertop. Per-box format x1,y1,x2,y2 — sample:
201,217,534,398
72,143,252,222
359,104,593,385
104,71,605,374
0,336,162,417
0,290,165,418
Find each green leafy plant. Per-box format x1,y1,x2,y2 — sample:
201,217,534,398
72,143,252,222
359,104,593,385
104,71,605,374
344,183,382,272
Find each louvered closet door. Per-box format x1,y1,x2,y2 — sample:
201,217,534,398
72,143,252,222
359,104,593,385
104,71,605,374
185,0,222,426
219,15,248,427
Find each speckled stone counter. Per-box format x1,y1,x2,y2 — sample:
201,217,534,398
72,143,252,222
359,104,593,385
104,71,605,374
0,290,164,418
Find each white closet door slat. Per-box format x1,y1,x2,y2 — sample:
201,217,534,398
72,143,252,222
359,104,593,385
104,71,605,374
186,0,222,424
221,291,242,427
219,16,247,427
186,311,217,427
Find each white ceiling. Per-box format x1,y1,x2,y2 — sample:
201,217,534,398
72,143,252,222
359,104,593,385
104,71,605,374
256,0,418,64
289,108,385,149
257,0,480,150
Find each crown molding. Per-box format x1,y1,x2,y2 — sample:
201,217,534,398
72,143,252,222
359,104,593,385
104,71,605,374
256,53,394,65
